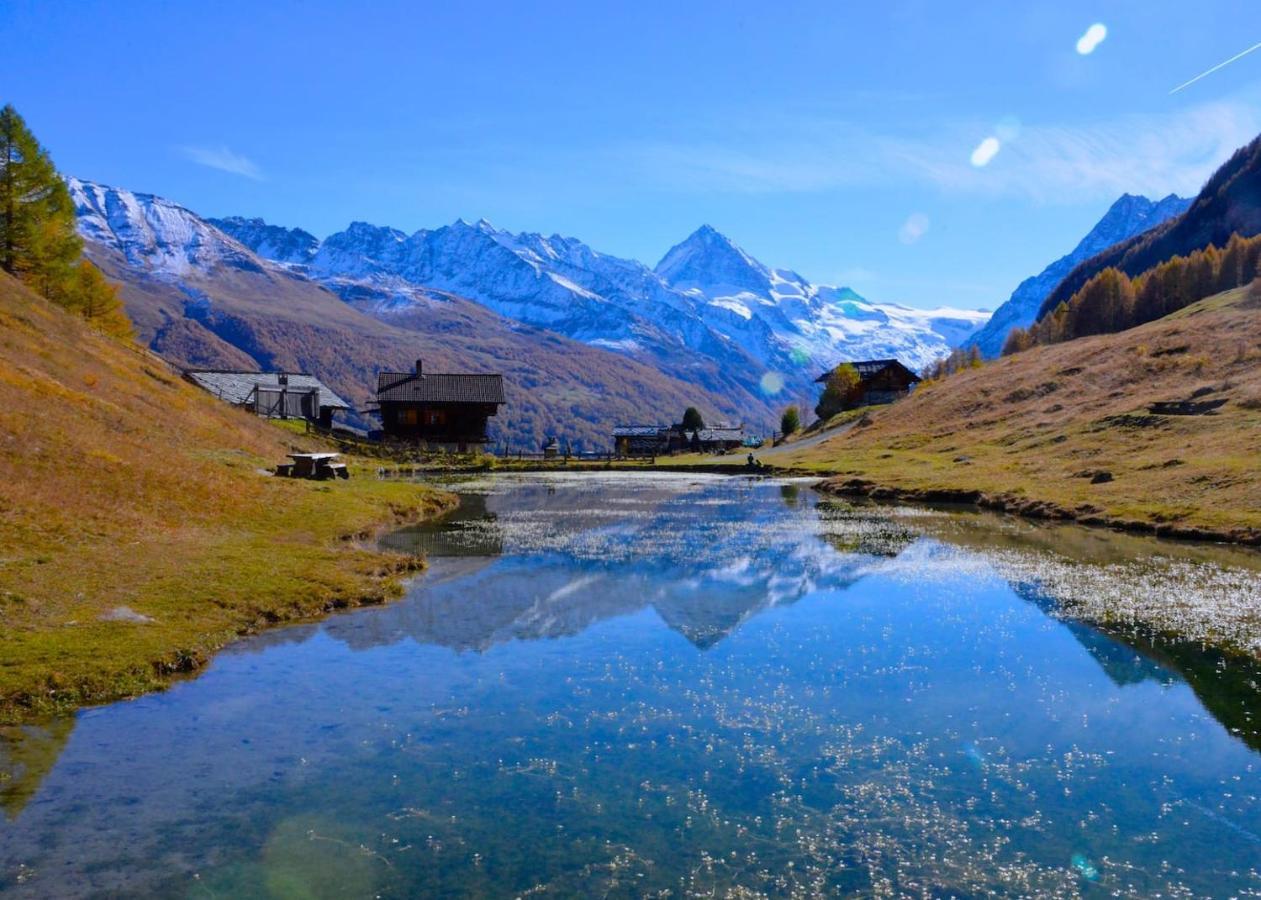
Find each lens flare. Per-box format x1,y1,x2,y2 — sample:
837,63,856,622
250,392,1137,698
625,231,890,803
759,371,785,395
898,212,930,245
970,137,1001,168
1076,23,1107,55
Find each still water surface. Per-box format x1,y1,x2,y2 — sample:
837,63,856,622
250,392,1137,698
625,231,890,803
2,473,1261,897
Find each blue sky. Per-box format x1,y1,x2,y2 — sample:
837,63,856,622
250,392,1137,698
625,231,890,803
3,0,1259,309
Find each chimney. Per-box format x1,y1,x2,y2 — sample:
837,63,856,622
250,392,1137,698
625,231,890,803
415,359,423,376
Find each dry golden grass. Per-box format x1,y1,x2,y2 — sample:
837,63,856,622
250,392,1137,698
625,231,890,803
764,282,1261,541
0,274,456,722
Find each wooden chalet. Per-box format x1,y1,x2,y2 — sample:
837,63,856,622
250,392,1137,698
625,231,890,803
815,358,921,409
613,425,669,457
375,360,505,451
184,370,350,429
690,425,746,453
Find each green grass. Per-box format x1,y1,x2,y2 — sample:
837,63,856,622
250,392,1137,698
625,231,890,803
0,462,456,723
0,273,459,723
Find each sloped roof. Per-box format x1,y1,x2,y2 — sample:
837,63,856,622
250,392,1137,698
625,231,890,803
694,427,745,442
815,358,921,384
613,425,668,437
185,370,350,409
377,371,506,404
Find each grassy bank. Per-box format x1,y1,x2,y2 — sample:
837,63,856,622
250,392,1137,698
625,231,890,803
0,274,456,723
691,284,1261,544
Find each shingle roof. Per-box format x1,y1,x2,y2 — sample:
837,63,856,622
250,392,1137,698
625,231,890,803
613,425,668,437
185,371,350,409
695,427,745,442
377,371,506,404
814,358,921,384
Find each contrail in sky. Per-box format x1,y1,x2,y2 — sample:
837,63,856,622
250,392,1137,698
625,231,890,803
1170,40,1261,94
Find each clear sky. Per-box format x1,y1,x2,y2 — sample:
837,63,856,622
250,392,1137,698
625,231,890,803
3,0,1259,309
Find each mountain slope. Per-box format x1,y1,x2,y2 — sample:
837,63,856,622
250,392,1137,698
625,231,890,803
216,215,989,407
971,193,1190,357
771,280,1261,546
0,271,456,721
1039,134,1261,317
70,178,764,449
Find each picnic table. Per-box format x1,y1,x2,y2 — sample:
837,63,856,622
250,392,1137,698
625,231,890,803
275,452,349,480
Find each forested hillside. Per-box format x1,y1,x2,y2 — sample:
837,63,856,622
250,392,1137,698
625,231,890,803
1039,133,1261,314
1004,232,1261,353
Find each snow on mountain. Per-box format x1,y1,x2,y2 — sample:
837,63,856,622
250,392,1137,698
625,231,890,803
205,216,319,265
653,226,990,377
69,177,265,277
214,213,989,396
970,193,1191,358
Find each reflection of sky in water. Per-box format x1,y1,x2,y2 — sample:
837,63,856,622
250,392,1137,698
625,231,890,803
1,473,1260,897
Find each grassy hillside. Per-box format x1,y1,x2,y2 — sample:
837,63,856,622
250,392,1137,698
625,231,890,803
766,281,1261,542
0,273,456,722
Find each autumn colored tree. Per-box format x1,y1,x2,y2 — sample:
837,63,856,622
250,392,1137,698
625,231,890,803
815,363,860,419
0,104,132,338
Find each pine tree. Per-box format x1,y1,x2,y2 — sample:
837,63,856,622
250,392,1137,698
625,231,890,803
0,105,81,292
65,259,132,339
1218,234,1245,293
0,105,133,340
681,407,704,431
1001,327,1031,356
780,405,800,435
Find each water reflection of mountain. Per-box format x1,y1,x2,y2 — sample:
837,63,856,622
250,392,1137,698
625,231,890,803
324,543,880,654
1012,581,1176,688
339,479,895,654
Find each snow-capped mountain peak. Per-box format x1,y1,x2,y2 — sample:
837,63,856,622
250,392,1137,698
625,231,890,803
970,192,1191,357
69,176,263,277
655,225,773,297
208,203,989,397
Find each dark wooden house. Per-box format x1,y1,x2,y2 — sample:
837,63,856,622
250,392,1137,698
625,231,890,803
613,425,669,457
184,370,350,429
376,360,505,451
815,358,921,409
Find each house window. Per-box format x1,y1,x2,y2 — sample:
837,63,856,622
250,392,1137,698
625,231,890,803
400,408,418,425
427,410,447,426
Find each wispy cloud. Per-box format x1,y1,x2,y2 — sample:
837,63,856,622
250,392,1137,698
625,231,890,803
178,144,263,180
617,93,1261,204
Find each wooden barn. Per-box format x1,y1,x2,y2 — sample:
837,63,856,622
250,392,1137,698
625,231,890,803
375,360,505,452
184,370,350,429
815,358,921,409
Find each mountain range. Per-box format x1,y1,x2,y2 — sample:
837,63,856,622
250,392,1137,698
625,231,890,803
969,193,1190,357
208,213,988,398
65,175,988,447
1039,133,1261,317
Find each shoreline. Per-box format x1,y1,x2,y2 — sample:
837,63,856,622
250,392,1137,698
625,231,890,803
0,477,459,726
812,476,1261,548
